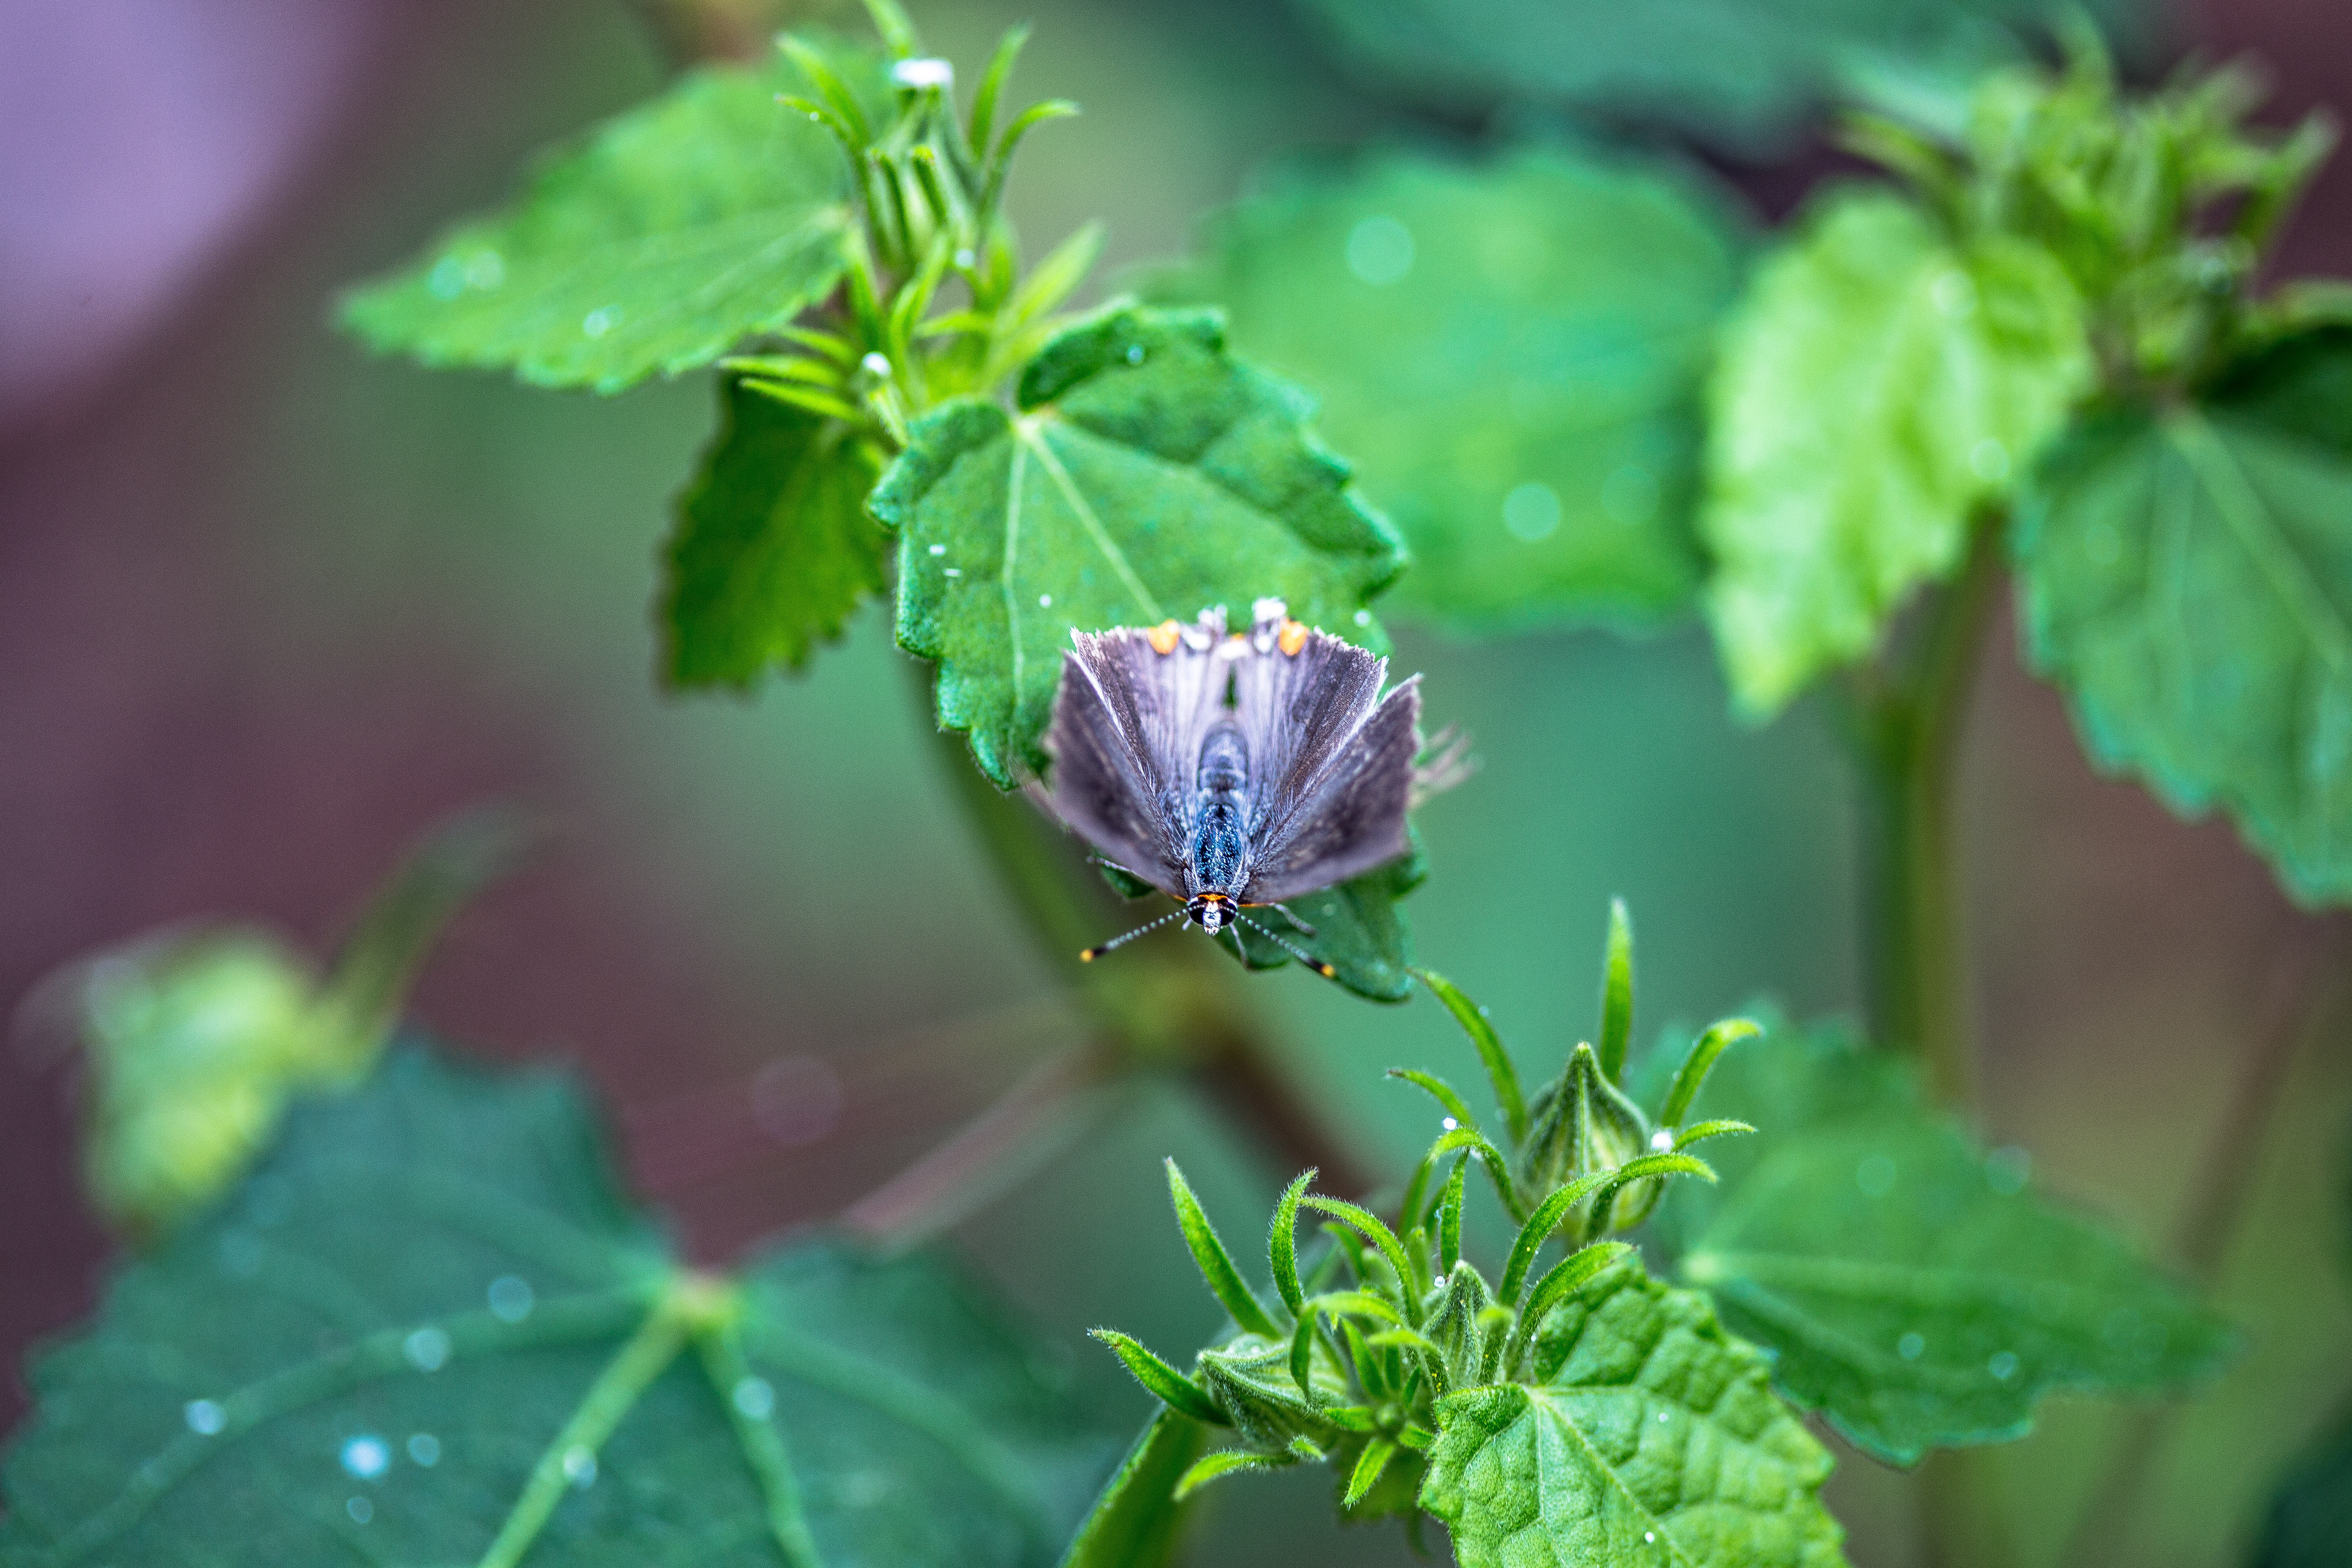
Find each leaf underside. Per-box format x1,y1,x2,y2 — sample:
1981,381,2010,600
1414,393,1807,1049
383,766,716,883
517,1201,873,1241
1154,144,1744,633
2013,326,2352,906
874,305,1405,790
664,378,890,687
341,41,886,393
0,1046,1109,1567
1422,1267,1847,1568
1649,1018,2234,1464
1701,191,2091,716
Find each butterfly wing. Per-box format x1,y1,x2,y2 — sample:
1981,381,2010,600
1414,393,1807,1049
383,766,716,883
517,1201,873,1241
1238,627,1419,905
1043,619,1228,895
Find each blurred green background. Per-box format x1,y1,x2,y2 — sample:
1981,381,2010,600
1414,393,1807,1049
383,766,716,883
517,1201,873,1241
2,0,2348,1564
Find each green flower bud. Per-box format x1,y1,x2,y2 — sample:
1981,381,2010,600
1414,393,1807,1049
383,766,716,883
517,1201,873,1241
1198,1332,1349,1456
1514,1042,1658,1238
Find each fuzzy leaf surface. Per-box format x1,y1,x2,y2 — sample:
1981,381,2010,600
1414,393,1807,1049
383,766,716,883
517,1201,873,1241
1423,1267,1846,1568
1056,1410,1208,1568
2013,327,2352,904
664,379,889,686
875,305,1405,786
1702,191,2090,715
0,1046,1108,1566
1650,1018,2234,1464
341,42,884,393
1154,146,1744,632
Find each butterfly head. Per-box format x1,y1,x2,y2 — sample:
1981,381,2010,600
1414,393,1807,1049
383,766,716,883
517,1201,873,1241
1186,893,1236,934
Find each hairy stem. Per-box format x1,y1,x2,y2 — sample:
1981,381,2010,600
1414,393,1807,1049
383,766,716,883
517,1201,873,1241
898,657,1372,1200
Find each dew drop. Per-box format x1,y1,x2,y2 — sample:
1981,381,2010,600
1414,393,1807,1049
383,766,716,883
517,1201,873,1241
1649,1130,1675,1152
1440,1116,1458,1132
1897,1332,1926,1361
1501,481,1561,542
403,1326,451,1372
928,543,946,557
581,306,618,339
341,1435,390,1479
1988,1350,2020,1381
407,1432,441,1467
1645,1530,1657,1543
733,1376,777,1419
1345,216,1414,285
487,1275,534,1323
1039,593,1053,608
563,1446,598,1489
1856,1156,1897,1198
890,57,954,89
953,247,976,269
184,1399,226,1436
347,1495,374,1524
1125,345,1145,365
861,352,892,376
944,567,962,577
1352,610,1372,627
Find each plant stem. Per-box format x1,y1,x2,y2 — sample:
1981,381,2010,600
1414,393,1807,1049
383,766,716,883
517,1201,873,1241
892,659,1374,1204
2057,927,2340,1568
1849,514,2007,1109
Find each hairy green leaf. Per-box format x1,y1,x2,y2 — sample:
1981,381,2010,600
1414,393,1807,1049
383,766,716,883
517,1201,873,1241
341,42,886,393
1154,146,1742,632
664,380,889,687
1227,838,1425,1001
1283,0,2138,146
1056,1411,1208,1568
876,304,1405,786
1651,1018,2234,1464
2013,326,2352,904
1702,191,2091,715
1423,1267,1846,1568
0,1046,1109,1566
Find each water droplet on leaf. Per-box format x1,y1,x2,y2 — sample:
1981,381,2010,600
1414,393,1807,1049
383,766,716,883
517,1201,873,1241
341,1435,390,1479
407,1432,441,1466
403,1326,451,1371
733,1376,776,1419
183,1399,225,1436
487,1275,534,1323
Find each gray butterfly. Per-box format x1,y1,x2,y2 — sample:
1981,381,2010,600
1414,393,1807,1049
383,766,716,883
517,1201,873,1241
1042,597,1459,971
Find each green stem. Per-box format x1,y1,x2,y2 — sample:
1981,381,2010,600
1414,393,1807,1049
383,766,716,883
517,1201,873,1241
1849,512,2007,1110
897,658,1373,1200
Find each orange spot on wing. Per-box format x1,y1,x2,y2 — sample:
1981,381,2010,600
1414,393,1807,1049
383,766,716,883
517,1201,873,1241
1147,620,1182,655
1278,619,1308,656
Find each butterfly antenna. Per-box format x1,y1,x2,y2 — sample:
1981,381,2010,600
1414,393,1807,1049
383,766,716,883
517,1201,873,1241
1078,907,1185,963
1233,912,1338,980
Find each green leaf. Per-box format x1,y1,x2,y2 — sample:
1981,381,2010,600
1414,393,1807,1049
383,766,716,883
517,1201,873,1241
341,41,887,394
2252,1403,2352,1568
663,379,889,687
1151,145,1743,632
1164,1159,1283,1341
0,1045,1109,1566
874,304,1405,787
2012,326,2352,904
1056,1410,1208,1568
1651,1017,2235,1465
1702,190,2091,715
1282,0,2140,147
1422,1267,1847,1568
1227,838,1426,1001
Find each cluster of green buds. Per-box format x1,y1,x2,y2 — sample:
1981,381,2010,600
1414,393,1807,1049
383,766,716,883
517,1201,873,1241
1092,901,1761,1518
1842,23,2340,388
720,0,1103,445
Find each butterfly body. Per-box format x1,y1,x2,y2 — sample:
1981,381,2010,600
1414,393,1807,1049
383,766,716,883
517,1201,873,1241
1044,598,1425,964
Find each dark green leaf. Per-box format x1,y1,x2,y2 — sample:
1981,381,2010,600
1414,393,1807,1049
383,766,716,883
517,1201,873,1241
1651,1018,2234,1464
1416,968,1528,1142
1152,146,1743,632
1702,191,2090,715
1423,1267,1847,1568
2013,326,2352,904
1282,0,2139,147
1164,1159,1283,1341
341,42,887,393
1227,840,1425,1001
663,379,888,688
2252,1403,2352,1568
874,304,1405,787
1055,1410,1208,1568
0,1046,1109,1566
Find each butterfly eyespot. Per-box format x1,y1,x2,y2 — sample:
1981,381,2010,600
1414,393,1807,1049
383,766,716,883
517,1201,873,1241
1147,620,1182,655
1278,619,1308,657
